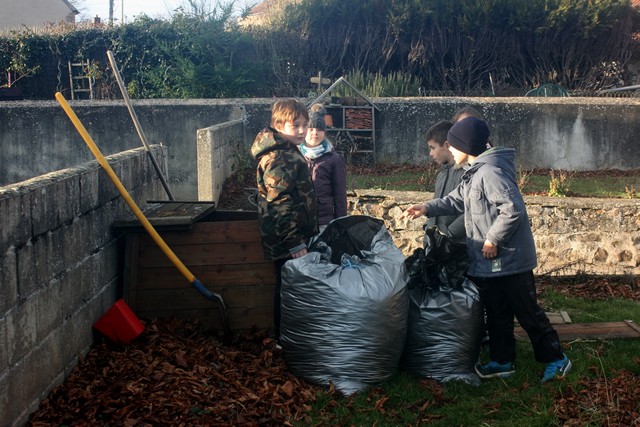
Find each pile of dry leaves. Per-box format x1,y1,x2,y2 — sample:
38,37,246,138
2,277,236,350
28,320,320,426
27,276,640,426
553,361,640,425
537,275,640,301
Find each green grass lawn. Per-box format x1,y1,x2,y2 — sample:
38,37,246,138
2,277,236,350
347,165,640,198
298,286,640,426
522,173,640,198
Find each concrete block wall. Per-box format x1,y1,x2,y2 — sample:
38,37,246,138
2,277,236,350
375,97,640,170
197,119,245,203
0,146,166,427
2,98,640,201
0,99,246,199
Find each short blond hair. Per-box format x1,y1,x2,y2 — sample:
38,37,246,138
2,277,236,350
270,99,309,129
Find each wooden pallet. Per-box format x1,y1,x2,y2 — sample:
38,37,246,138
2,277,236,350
515,320,640,341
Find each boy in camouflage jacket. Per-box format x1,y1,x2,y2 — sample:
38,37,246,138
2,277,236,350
250,99,319,341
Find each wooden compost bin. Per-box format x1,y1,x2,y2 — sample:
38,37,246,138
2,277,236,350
114,202,276,332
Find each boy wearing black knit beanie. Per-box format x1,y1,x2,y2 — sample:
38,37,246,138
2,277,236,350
403,117,571,383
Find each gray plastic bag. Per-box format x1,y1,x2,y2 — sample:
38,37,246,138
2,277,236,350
281,216,408,395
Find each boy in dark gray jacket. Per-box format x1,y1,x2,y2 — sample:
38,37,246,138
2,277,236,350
424,120,465,243
404,117,571,383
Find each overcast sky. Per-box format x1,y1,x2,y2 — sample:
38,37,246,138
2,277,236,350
76,0,257,23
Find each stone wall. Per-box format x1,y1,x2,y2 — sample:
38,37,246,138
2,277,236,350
350,190,640,276
0,146,165,427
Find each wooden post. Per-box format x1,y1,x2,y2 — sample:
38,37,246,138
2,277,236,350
310,72,331,93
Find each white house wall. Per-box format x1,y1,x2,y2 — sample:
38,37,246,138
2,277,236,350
0,0,77,30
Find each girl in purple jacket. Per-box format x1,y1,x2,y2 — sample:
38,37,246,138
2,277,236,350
300,103,348,232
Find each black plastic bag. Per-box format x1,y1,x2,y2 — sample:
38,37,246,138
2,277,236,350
402,227,483,385
310,215,386,264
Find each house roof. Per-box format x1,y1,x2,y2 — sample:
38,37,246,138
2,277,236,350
63,0,80,14
248,1,269,15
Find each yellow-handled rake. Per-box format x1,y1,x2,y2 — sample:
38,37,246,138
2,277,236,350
55,92,230,342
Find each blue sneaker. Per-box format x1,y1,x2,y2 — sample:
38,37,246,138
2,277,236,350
541,354,572,383
475,361,515,379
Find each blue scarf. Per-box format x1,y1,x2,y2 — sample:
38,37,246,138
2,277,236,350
300,139,332,160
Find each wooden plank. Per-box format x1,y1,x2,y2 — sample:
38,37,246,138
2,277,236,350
560,311,572,324
139,306,273,331
138,220,262,247
113,202,216,231
208,210,258,221
135,285,275,312
136,263,276,288
137,242,268,267
546,311,571,325
515,321,640,341
124,234,140,309
133,286,275,331
310,76,331,85
625,319,640,334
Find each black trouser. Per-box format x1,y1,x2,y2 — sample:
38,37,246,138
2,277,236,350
273,257,290,342
471,271,563,364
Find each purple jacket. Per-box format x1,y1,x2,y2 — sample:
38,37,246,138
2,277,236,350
305,148,348,226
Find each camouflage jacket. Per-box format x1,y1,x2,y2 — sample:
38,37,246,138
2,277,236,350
250,128,318,260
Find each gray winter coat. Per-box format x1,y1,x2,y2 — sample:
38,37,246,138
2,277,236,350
426,163,466,243
425,147,537,277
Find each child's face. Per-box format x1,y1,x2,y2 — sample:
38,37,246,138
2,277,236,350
428,139,454,165
448,145,470,166
276,117,308,145
305,128,325,147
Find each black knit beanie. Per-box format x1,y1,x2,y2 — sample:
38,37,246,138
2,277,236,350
447,117,490,156
308,103,327,130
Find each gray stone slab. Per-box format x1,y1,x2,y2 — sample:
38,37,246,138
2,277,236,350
0,316,7,373
0,362,26,427
36,283,63,342
5,299,38,366
58,265,91,322
16,239,38,298
22,331,64,412
0,248,17,314
0,187,31,253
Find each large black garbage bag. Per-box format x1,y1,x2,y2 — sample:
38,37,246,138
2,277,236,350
281,216,408,395
402,227,483,385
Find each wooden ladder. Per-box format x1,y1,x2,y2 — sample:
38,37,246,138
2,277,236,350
68,60,94,100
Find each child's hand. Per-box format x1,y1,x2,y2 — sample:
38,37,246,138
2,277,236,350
402,204,427,220
482,240,498,259
292,248,308,259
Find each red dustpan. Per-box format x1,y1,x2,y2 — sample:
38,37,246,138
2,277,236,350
93,298,144,344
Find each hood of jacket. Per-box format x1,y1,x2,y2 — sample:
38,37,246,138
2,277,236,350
251,127,288,160
468,147,516,179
